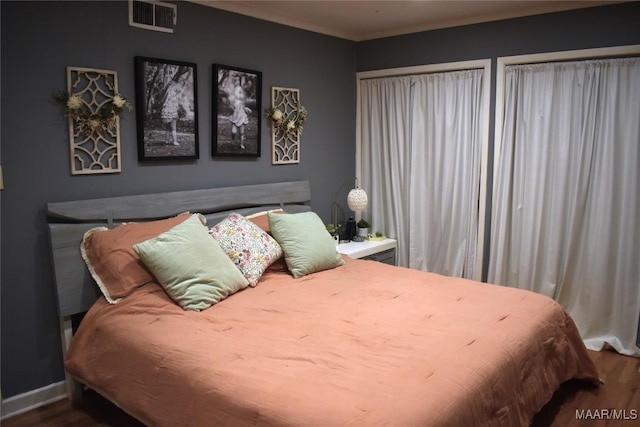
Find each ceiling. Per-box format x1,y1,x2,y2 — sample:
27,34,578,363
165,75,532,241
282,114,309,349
187,1,625,41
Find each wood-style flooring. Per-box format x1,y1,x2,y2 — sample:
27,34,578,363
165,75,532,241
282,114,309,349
2,349,638,426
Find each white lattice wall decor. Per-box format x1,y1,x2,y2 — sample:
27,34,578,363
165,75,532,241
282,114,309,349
66,67,122,175
271,87,301,165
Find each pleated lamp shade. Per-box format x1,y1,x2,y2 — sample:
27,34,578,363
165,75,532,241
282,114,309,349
347,187,368,212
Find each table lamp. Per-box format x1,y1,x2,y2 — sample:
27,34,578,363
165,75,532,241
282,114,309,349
346,178,368,241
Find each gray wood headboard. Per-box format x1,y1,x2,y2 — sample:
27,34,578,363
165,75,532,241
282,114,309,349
46,180,312,318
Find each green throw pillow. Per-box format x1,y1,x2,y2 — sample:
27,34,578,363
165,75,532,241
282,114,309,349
133,214,249,311
268,211,345,278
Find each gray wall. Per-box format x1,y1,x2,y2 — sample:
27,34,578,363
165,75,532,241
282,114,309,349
0,0,355,398
357,2,640,71
356,1,640,280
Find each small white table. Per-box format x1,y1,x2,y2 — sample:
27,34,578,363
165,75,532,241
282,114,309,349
337,238,397,265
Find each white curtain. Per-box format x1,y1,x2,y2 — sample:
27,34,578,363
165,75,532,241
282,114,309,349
361,69,484,278
361,77,413,267
489,58,640,356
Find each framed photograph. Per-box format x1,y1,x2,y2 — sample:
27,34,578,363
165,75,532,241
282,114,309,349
213,64,262,157
135,56,199,160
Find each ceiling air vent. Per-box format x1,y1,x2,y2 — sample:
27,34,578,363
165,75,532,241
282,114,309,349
129,0,177,33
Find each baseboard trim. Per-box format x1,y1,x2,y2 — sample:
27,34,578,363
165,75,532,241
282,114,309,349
0,381,67,420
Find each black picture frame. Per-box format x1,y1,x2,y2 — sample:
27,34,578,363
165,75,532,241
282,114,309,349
135,56,199,161
213,64,262,157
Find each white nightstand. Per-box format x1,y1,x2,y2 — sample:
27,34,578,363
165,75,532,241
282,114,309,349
337,238,397,266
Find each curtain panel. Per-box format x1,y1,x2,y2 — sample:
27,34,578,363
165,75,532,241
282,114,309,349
489,58,640,355
361,69,484,279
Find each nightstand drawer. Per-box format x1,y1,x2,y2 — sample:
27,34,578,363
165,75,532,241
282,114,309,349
362,248,396,265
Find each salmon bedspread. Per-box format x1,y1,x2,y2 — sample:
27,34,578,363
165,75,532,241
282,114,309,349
66,257,599,426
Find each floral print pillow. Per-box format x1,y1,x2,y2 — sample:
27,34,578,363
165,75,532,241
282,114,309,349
209,213,283,286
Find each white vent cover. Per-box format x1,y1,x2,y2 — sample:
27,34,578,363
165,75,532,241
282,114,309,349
129,0,176,33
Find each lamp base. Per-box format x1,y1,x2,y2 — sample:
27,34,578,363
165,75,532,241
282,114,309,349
345,216,356,241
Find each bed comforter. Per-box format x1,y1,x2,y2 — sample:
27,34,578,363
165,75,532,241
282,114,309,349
66,257,599,426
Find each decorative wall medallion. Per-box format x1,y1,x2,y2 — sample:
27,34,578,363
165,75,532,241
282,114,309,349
65,67,124,174
268,87,307,165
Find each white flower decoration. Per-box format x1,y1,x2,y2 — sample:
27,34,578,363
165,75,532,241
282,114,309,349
66,95,83,110
53,91,131,136
271,109,283,122
265,105,308,136
112,94,126,109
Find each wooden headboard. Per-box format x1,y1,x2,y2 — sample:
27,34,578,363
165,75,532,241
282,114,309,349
46,180,312,318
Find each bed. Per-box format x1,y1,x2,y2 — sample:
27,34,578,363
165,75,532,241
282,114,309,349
47,180,599,426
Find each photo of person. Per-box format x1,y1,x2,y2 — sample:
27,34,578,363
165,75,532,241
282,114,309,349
213,65,262,157
161,74,189,146
228,75,251,149
135,57,199,160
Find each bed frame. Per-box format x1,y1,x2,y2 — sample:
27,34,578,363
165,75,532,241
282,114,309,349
46,180,312,400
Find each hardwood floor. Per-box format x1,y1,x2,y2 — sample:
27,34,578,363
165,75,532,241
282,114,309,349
2,387,143,427
3,350,638,426
532,349,639,427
